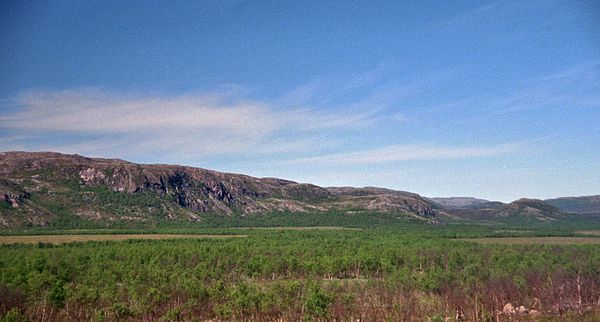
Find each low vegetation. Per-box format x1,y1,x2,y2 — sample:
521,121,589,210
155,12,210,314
2,225,600,321
458,236,600,244
0,234,247,245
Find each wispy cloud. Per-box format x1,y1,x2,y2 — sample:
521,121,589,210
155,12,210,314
442,0,563,29
4,90,271,134
438,0,575,45
278,65,395,107
0,66,456,161
288,142,522,165
495,61,600,112
442,1,501,28
405,61,600,126
0,88,371,158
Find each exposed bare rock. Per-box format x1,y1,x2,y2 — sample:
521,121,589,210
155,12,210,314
503,303,516,315
516,305,528,314
428,197,492,209
327,187,435,217
254,198,328,213
495,198,564,221
1,179,30,209
3,192,23,208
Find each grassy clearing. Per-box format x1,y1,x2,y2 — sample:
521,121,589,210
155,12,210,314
0,234,247,244
578,230,600,236
459,237,600,244
492,229,533,234
230,226,362,231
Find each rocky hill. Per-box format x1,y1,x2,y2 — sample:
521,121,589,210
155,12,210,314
437,198,567,223
429,197,497,209
494,198,565,221
545,195,600,215
0,151,436,228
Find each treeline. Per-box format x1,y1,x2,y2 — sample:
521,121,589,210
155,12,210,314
1,230,600,321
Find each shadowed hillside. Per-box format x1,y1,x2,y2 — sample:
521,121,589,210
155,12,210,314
545,195,600,215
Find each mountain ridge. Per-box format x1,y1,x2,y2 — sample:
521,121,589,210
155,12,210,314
435,198,571,223
428,197,495,209
544,195,600,215
1,151,597,229
0,151,435,228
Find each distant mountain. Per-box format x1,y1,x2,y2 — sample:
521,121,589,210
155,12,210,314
429,197,498,209
545,195,600,215
0,151,435,228
439,198,567,223
467,201,505,209
494,198,565,221
2,151,596,229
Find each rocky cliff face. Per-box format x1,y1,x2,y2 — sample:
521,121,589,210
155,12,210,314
0,151,435,228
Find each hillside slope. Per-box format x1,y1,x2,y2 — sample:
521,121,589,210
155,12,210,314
545,195,600,215
429,197,498,209
494,198,565,221
0,151,435,228
438,198,567,223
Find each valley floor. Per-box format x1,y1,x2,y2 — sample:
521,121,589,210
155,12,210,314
0,234,246,245
2,224,600,321
458,236,600,244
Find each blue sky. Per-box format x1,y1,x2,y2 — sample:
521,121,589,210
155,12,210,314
1,0,599,201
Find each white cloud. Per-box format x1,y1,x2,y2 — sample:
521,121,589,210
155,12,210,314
288,142,522,165
0,86,380,159
1,87,389,135
0,67,455,160
3,89,278,135
0,68,532,167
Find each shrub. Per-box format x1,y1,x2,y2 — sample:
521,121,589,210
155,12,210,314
0,308,28,322
303,284,333,320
